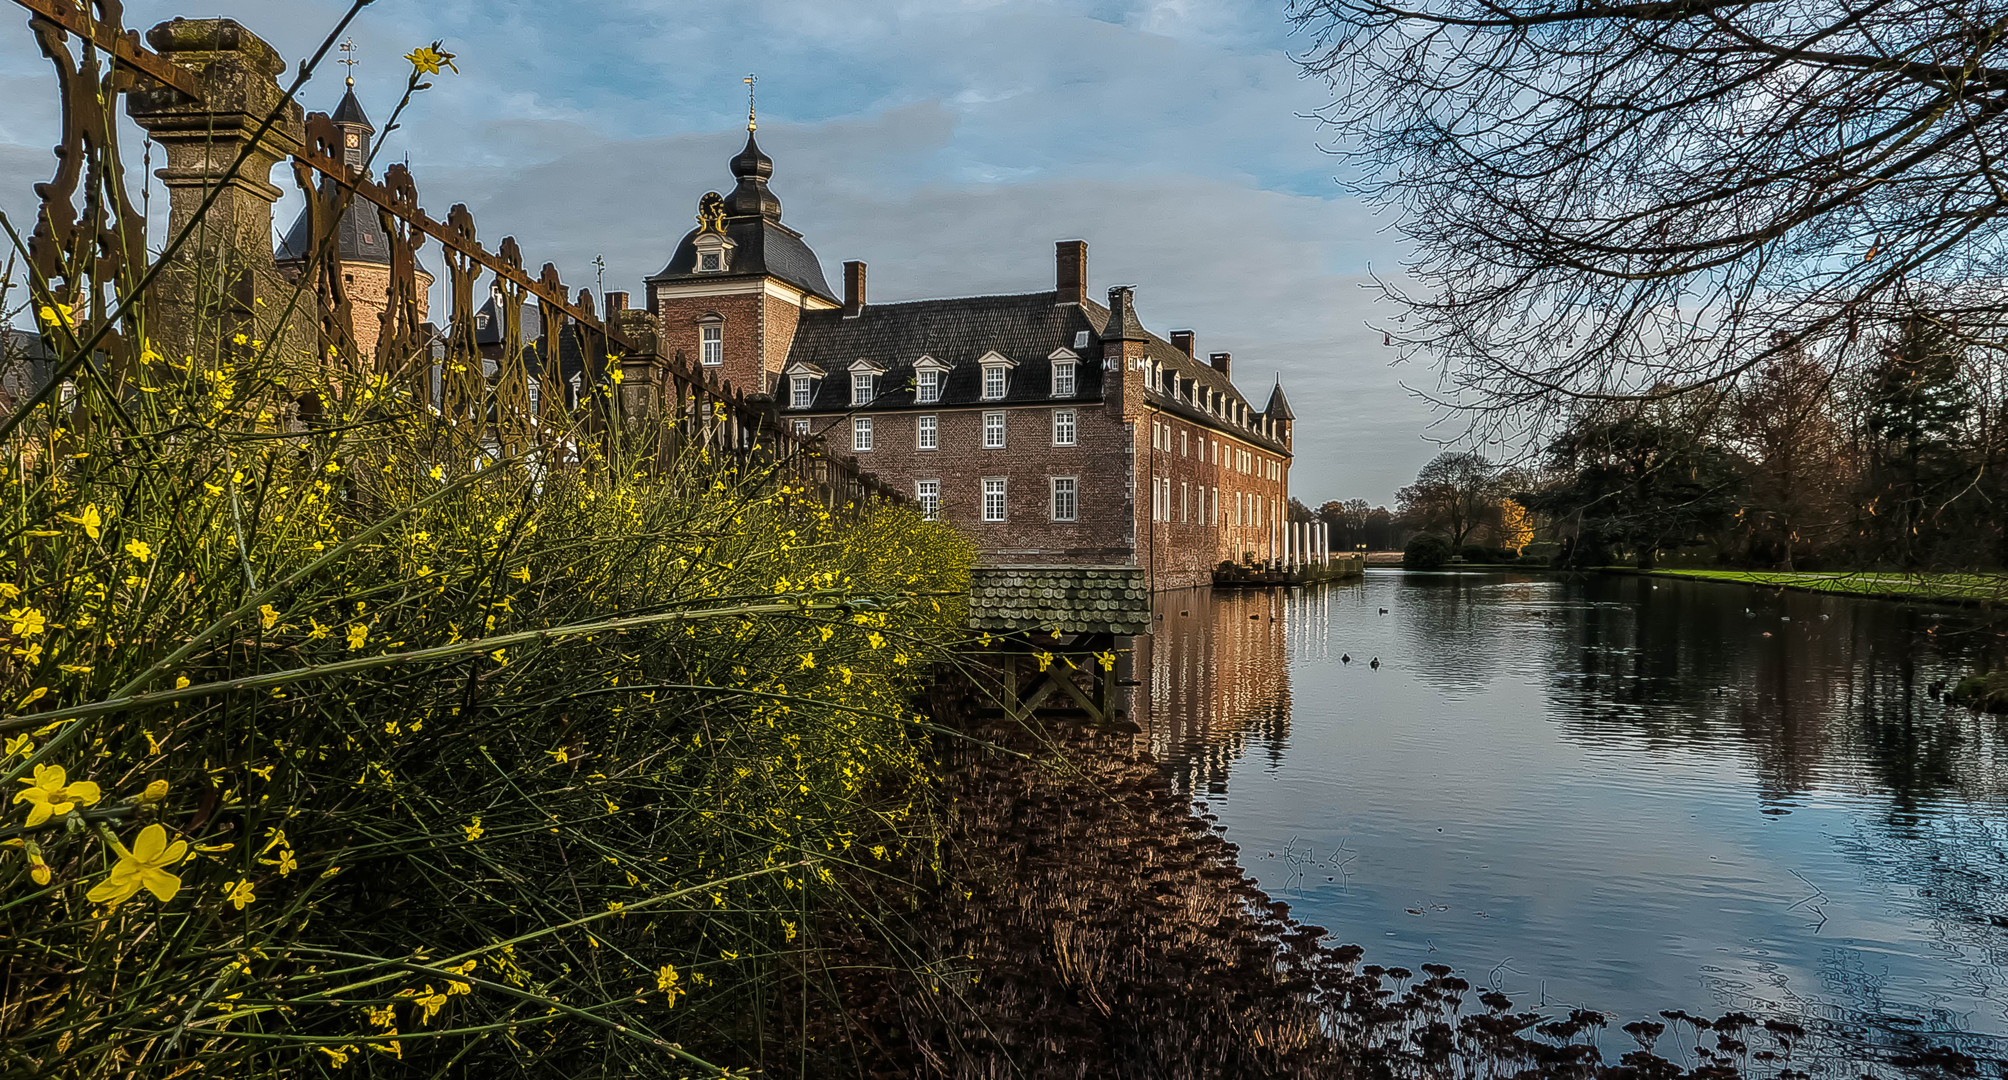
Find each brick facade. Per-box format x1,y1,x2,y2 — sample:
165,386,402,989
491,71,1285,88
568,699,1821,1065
642,136,1298,591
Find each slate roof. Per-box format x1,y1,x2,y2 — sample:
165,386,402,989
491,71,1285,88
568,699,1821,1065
646,132,836,303
1264,381,1295,421
785,291,1104,409
968,565,1152,636
1,328,56,410
276,87,392,267
781,290,1292,454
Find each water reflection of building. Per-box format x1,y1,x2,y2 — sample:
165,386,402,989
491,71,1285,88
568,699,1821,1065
1131,587,1306,794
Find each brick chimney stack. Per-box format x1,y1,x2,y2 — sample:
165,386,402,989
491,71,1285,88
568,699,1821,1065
1209,351,1231,376
1055,239,1087,306
843,260,866,318
605,291,629,315
1171,329,1194,357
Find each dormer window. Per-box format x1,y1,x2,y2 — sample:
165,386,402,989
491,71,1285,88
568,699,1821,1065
912,356,949,404
852,371,877,406
977,351,1017,401
790,375,812,409
692,232,732,274
1048,347,1079,398
1074,330,1090,350
700,252,721,272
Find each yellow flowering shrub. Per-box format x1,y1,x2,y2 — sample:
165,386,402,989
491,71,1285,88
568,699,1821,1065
0,284,971,1075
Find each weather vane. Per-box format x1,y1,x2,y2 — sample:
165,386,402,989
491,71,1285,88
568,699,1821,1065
339,37,359,87
744,73,757,132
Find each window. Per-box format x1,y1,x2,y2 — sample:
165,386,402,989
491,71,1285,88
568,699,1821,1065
1053,361,1077,397
1074,330,1090,349
700,252,721,272
1052,409,1076,447
851,372,876,406
916,368,940,403
1211,486,1219,525
1235,491,1244,526
1181,481,1189,523
917,480,940,520
982,478,1007,522
983,411,1006,449
852,416,873,452
1052,476,1077,522
917,414,938,451
1211,441,1219,465
700,323,723,366
792,418,810,437
1180,430,1188,457
790,375,811,409
983,365,1008,400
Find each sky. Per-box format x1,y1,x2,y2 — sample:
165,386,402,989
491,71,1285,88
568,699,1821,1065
0,0,1454,505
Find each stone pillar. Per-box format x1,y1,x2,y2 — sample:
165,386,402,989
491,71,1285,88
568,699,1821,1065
127,18,304,368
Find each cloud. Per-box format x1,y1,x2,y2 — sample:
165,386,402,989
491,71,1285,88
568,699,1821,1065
0,0,1445,502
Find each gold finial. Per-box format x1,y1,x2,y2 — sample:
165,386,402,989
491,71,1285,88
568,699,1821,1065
339,37,359,87
744,73,757,132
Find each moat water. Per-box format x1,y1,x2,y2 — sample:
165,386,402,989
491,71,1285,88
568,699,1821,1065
1134,571,2008,1060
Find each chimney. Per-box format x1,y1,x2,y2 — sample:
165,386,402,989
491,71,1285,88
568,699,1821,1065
1170,330,1194,357
1055,239,1087,306
605,291,629,315
843,260,866,318
1209,351,1231,376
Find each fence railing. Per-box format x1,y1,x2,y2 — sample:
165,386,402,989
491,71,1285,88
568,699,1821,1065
9,0,903,510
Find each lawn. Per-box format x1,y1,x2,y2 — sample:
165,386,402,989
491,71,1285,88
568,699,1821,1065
1641,568,2008,604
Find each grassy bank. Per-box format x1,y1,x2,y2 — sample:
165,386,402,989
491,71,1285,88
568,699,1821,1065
1633,568,2007,605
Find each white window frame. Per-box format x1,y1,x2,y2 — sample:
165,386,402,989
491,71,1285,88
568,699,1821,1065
700,322,723,366
982,477,1007,522
916,480,940,520
916,368,941,404
1052,361,1077,398
1181,481,1189,523
790,375,812,409
1052,476,1078,522
983,365,1009,401
792,418,811,437
1180,430,1188,457
852,416,873,452
851,372,876,406
1052,408,1076,447
983,411,1006,449
917,414,938,451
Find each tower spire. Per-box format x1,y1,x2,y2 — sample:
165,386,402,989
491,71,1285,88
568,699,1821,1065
744,73,757,132
339,37,358,87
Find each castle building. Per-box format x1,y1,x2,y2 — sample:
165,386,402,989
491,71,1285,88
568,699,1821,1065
648,131,1298,590
275,84,432,358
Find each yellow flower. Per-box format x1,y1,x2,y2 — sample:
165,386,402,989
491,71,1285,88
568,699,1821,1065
405,42,458,76
175,675,190,690
37,302,74,329
60,504,102,539
490,648,507,665
259,604,280,630
8,607,47,637
308,618,330,641
124,539,152,562
346,624,369,650
13,763,100,826
86,823,187,905
3,734,31,759
221,878,256,909
318,1045,353,1068
546,748,568,765
17,686,47,708
137,779,170,804
463,817,484,842
510,565,531,583
429,464,445,481
415,987,449,1022
654,963,682,1005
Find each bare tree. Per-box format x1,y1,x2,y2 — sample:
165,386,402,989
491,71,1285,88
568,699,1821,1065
1729,343,1851,568
1291,0,2008,436
1398,451,1500,548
